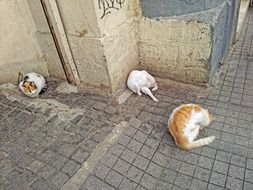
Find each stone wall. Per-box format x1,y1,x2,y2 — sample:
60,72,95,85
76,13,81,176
0,0,239,92
55,0,139,93
139,0,238,85
139,18,211,84
0,0,49,84
26,0,66,80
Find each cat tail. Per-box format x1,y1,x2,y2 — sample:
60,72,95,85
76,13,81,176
141,87,158,102
186,136,215,149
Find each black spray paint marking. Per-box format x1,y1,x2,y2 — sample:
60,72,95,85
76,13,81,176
98,0,126,19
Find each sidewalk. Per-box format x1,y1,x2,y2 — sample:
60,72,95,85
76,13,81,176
1,7,253,190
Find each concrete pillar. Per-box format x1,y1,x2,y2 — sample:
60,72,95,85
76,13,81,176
57,0,139,93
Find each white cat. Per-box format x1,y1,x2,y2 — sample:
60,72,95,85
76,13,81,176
19,72,46,97
127,70,158,102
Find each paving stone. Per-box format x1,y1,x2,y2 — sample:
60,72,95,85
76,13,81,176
126,165,144,183
139,145,156,160
246,158,253,170
194,167,211,182
245,169,253,183
216,150,232,163
154,181,172,190
27,160,46,173
221,132,235,143
160,169,177,183
71,148,90,163
140,173,158,190
37,149,57,163
226,176,243,190
146,162,163,178
152,151,169,167
231,154,246,167
93,102,107,111
210,171,227,187
133,154,150,171
37,165,56,179
166,157,182,171
228,165,245,179
120,149,137,164
105,170,124,188
6,167,36,186
235,135,249,147
133,130,149,144
30,178,51,190
139,123,153,135
219,140,234,152
127,139,143,153
179,162,196,176
48,154,68,170
146,136,160,149
0,159,15,177
123,126,137,137
61,160,80,176
174,173,192,189
50,171,69,188
117,134,131,146
119,178,138,190
102,152,118,168
93,162,110,180
197,156,214,169
213,160,229,174
80,175,115,190
190,178,208,190
113,159,130,176
243,181,253,190
104,106,117,115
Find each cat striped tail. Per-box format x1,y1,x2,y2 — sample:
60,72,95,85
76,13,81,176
185,136,215,150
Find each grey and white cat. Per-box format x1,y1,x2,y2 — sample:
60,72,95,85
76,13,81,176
19,72,46,97
127,70,158,102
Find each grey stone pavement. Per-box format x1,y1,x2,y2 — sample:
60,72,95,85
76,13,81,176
1,8,253,190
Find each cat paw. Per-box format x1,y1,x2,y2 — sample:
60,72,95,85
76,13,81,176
152,86,158,91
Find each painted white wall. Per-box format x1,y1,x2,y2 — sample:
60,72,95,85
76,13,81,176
0,0,48,83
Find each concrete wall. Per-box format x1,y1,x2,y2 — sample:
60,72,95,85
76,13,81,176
140,0,224,18
26,0,66,79
95,0,139,92
56,0,139,93
0,0,49,83
139,0,238,85
139,19,211,84
0,0,239,92
0,0,67,84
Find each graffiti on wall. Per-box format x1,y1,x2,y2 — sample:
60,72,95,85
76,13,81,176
98,0,126,19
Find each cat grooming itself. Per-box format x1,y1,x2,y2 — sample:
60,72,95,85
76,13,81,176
168,104,215,150
127,70,158,102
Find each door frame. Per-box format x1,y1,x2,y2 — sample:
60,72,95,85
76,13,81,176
40,0,80,85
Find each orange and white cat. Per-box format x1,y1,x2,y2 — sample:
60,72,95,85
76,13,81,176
168,104,215,150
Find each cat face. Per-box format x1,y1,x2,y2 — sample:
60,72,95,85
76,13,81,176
22,81,37,94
